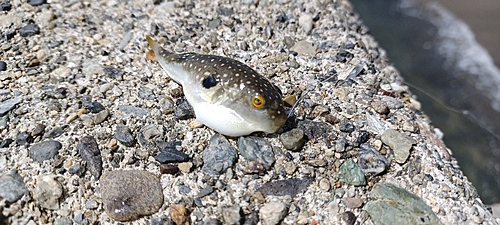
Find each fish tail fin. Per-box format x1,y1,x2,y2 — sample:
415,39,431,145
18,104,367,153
145,35,172,56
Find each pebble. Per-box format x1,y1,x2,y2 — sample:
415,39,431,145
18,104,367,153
365,182,442,225
0,169,28,202
319,178,331,191
338,211,357,225
34,175,63,210
298,13,313,33
53,217,73,225
29,140,62,163
338,159,366,186
85,199,99,209
342,197,363,209
118,32,133,51
0,97,22,116
279,128,305,151
237,136,275,169
371,100,389,114
290,40,316,56
68,163,85,176
138,87,155,100
198,186,214,198
381,129,415,164
0,138,13,148
222,205,241,225
16,131,33,146
82,97,105,113
0,61,6,71
257,177,313,198
93,109,109,124
117,105,150,118
31,123,46,137
357,143,389,176
115,124,136,147
137,124,163,148
242,160,265,175
29,0,47,6
155,143,189,163
174,99,195,120
159,164,179,174
169,204,187,225
19,23,40,37
297,120,333,139
77,136,103,179
202,134,238,175
100,170,164,221
178,162,193,173
0,3,11,11
259,201,289,225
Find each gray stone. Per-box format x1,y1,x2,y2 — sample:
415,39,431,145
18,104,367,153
174,99,195,120
259,201,288,225
381,129,415,164
117,105,150,118
115,124,135,147
77,136,102,179
365,182,443,225
93,109,109,124
358,143,389,176
29,140,62,163
155,142,189,163
0,97,22,116
0,169,27,202
202,134,238,175
298,13,313,33
19,23,40,37
257,178,313,198
16,131,33,146
138,87,155,100
29,0,46,6
279,128,305,151
100,170,163,222
137,125,163,148
85,199,99,209
198,186,214,198
222,205,241,225
68,163,85,177
338,159,366,186
237,136,275,169
33,175,63,210
338,211,356,225
53,217,73,225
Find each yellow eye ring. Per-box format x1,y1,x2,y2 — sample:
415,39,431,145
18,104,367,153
251,95,265,109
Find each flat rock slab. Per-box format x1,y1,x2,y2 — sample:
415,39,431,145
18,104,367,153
100,170,163,222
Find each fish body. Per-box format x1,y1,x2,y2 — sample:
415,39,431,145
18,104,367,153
146,35,287,136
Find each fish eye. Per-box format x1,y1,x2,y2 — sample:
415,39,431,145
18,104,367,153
251,95,265,109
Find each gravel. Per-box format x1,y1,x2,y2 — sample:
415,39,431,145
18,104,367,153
0,0,497,224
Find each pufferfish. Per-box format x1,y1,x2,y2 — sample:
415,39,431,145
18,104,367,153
146,35,287,136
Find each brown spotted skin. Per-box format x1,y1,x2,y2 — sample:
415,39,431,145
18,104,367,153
146,35,287,136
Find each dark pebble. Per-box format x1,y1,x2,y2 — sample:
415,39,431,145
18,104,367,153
203,218,222,225
339,119,355,133
150,216,167,225
242,161,265,175
68,163,86,177
174,99,195,120
103,66,123,80
0,3,11,11
155,144,189,163
257,177,313,198
29,140,62,163
279,128,305,151
237,136,275,169
178,184,192,194
297,120,333,139
356,130,370,144
115,124,135,147
82,96,105,113
19,24,40,37
31,123,46,137
160,164,179,175
77,136,103,179
0,61,6,71
339,211,356,225
16,131,33,146
0,138,14,148
100,170,164,222
202,134,238,175
48,41,63,48
28,0,47,6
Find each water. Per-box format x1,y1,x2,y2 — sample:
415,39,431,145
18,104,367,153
350,0,500,204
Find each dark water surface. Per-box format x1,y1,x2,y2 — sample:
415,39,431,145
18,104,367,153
350,0,500,204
